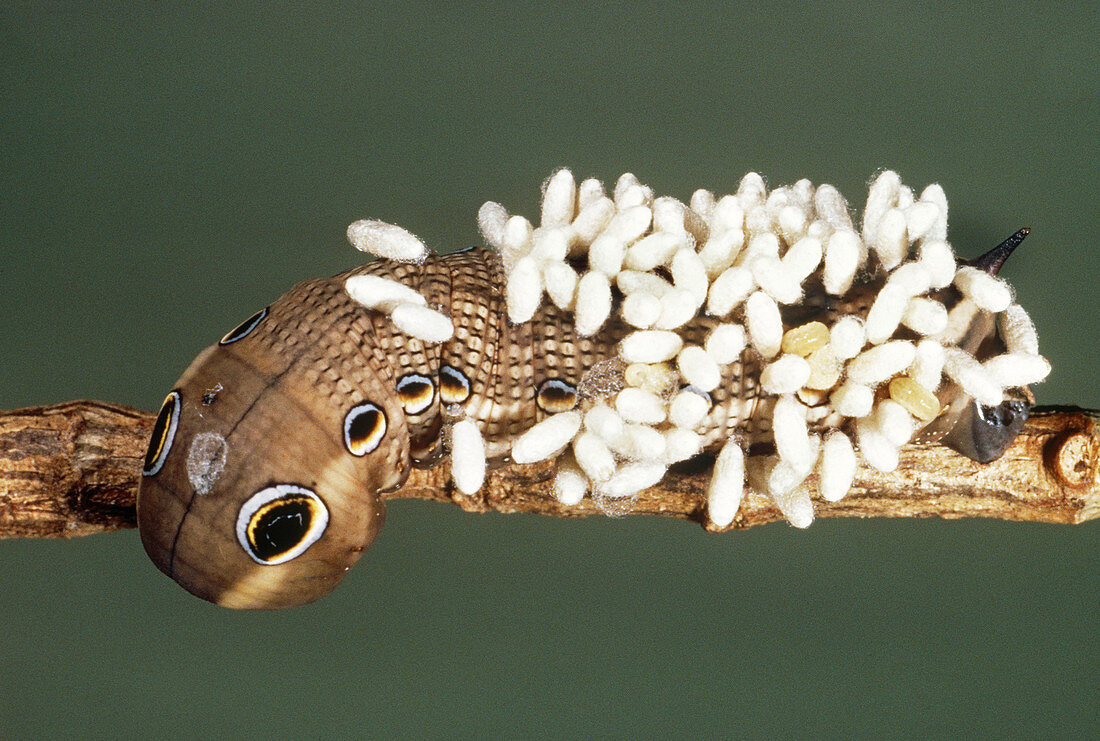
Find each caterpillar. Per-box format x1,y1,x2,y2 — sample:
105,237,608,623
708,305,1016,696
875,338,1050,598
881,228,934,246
138,169,1050,609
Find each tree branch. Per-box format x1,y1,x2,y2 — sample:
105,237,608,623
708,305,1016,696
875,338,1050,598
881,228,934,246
1,400,1096,539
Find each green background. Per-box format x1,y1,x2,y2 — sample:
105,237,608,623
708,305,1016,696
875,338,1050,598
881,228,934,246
1,3,1097,738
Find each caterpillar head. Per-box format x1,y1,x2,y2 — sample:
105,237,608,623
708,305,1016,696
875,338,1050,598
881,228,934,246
138,287,411,609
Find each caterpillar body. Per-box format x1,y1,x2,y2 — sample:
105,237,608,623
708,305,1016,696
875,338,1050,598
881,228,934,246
138,170,1050,608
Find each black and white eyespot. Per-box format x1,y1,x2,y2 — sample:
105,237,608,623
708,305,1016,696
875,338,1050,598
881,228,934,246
536,378,577,413
143,390,181,476
219,307,269,345
236,484,328,565
396,373,436,415
439,365,471,404
344,401,387,456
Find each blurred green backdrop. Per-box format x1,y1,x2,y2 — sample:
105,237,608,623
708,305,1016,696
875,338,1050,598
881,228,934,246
1,3,1097,738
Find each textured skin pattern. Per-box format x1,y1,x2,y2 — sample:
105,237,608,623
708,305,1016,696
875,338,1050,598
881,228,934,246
338,248,767,467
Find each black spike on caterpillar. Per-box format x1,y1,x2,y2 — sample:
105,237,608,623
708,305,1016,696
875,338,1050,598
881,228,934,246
138,170,1050,608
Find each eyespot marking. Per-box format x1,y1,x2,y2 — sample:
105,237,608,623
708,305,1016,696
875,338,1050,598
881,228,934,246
219,307,269,345
344,402,387,456
536,378,578,413
143,391,181,476
396,373,436,415
236,484,328,565
439,365,471,404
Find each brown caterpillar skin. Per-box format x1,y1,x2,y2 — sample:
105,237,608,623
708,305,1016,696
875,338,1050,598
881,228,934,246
138,246,1020,609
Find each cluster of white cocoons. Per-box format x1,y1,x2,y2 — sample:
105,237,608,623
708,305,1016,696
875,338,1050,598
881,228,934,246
344,274,454,343
478,168,1050,528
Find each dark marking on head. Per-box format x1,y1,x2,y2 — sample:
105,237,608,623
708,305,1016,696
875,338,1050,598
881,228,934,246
439,365,471,404
536,378,578,413
396,373,436,415
220,307,269,345
343,402,387,456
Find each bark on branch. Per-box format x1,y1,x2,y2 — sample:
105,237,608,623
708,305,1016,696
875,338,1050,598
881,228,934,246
1,400,1097,539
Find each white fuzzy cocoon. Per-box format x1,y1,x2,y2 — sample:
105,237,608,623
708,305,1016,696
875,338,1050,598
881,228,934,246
671,249,709,306
450,419,487,495
823,229,863,295
918,240,957,289
602,462,666,498
553,460,588,505
615,424,666,461
573,431,616,483
615,387,668,425
819,430,857,502
690,189,717,221
698,229,745,277
902,297,949,336
668,390,710,429
983,353,1051,387
705,324,747,365
737,172,767,211
829,316,866,360
390,303,455,343
863,170,901,245
832,382,875,418
999,304,1040,356
782,236,823,282
584,404,625,441
655,288,700,330
588,234,627,275
751,255,802,304
676,345,721,391
346,220,428,262
873,208,909,270
577,178,605,210
846,341,917,385
510,411,582,464
745,291,783,358
905,201,940,240
814,184,853,230
574,271,612,336
652,196,687,233
865,284,910,344
571,197,615,244
874,399,915,447
540,168,576,227
617,270,673,297
711,195,746,233
530,227,569,263
778,204,807,243
502,215,534,263
345,275,428,312
772,395,814,471
771,485,814,529
543,261,578,310
706,266,755,316
607,205,653,244
919,184,949,241
707,440,745,527
943,347,1003,406
505,256,543,323
887,262,932,297
954,266,1012,313
622,292,662,328
743,232,781,261
911,339,947,392
664,429,703,464
856,418,900,472
620,331,684,363
477,201,509,249
760,355,812,394
623,231,684,271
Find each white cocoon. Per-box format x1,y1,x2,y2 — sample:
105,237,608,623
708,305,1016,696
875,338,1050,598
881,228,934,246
819,430,857,502
346,220,428,262
450,419,487,495
745,291,783,359
345,275,428,312
620,331,683,363
510,411,582,464
707,440,745,527
390,303,454,343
